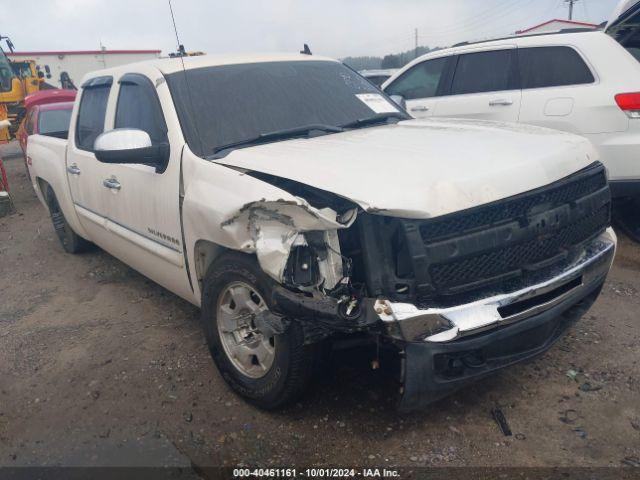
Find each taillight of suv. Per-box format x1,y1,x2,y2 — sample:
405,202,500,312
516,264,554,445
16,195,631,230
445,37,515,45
615,93,640,118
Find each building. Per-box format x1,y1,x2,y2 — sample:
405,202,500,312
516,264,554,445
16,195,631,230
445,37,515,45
516,19,598,35
6,49,161,89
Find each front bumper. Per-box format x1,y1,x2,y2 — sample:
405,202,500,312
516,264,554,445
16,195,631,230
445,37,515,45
376,228,616,343
379,228,616,411
398,277,605,411
271,229,615,410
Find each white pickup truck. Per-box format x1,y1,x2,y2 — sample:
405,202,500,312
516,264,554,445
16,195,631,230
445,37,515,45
27,53,616,411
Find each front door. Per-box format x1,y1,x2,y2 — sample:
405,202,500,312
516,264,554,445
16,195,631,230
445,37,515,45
97,69,190,299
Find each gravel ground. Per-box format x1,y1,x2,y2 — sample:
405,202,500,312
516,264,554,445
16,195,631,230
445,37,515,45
1,143,639,471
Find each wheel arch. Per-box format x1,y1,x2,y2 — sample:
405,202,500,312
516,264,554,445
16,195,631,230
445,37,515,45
193,239,230,294
35,176,51,212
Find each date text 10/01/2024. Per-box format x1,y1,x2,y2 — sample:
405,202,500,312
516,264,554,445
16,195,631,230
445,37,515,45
232,468,401,478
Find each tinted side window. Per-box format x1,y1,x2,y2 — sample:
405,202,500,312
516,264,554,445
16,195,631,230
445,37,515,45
385,57,447,100
115,74,168,145
76,83,111,151
451,50,513,95
518,46,594,89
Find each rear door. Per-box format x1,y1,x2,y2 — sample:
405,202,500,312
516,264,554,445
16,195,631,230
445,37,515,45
433,47,522,122
66,76,115,243
383,56,450,118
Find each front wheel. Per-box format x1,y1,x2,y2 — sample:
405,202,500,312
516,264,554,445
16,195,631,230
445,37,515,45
201,252,317,409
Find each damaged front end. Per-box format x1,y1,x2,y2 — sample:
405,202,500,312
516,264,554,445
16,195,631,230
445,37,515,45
219,174,381,343
220,162,616,411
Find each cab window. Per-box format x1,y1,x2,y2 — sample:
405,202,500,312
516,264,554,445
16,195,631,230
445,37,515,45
115,73,168,145
385,57,448,100
75,76,112,151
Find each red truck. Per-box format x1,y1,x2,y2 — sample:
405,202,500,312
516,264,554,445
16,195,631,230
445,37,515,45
17,89,76,162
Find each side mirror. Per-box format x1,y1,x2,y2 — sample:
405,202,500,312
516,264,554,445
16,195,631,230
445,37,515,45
94,128,169,173
389,95,406,111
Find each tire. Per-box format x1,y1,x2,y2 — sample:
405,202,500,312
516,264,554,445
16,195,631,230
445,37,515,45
201,251,317,409
46,186,90,254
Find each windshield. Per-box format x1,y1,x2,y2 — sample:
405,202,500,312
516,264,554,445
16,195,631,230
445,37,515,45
12,62,33,78
165,60,407,157
39,109,72,136
0,48,14,93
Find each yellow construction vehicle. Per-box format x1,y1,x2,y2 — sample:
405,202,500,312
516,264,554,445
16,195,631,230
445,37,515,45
0,35,42,139
11,59,41,95
0,45,14,142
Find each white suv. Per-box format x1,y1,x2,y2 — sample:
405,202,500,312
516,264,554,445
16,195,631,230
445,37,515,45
383,3,640,208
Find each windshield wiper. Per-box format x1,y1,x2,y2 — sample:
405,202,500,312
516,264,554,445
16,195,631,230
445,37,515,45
210,124,344,158
340,112,408,130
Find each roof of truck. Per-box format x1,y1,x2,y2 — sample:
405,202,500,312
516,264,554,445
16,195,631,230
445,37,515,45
83,52,339,80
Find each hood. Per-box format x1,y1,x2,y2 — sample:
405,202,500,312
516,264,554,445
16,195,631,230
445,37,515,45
606,0,640,32
213,118,598,219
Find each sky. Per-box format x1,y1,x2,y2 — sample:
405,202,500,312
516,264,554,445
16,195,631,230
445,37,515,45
1,0,622,58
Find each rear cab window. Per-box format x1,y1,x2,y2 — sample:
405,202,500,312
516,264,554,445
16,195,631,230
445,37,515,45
75,76,112,151
517,46,595,89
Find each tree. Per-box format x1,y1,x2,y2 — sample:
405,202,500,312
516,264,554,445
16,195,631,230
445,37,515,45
341,45,441,72
381,54,401,69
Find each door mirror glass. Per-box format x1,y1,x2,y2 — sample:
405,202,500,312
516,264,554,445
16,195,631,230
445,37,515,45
94,128,169,171
389,95,406,110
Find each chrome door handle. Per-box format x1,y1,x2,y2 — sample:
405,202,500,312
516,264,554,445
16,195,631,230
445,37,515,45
66,164,81,175
102,177,121,191
411,105,429,112
489,99,513,106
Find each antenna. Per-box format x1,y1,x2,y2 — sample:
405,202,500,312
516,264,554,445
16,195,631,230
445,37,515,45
168,0,186,58
300,44,312,55
166,0,206,155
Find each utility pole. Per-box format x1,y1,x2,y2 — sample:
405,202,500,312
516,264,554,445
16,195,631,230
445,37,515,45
565,0,579,20
414,28,418,59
